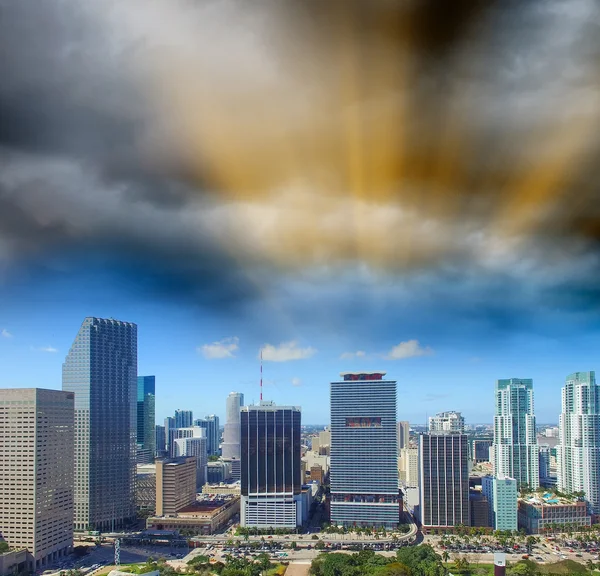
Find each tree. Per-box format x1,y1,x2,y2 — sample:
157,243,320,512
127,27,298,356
315,541,326,550
441,551,450,564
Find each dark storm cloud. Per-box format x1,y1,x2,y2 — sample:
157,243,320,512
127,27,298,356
1,0,600,332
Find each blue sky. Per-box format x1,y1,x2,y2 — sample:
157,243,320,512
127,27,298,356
2,1,600,425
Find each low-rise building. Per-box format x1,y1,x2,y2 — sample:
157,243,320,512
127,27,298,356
0,549,28,576
310,465,324,483
518,494,592,534
202,483,241,496
146,496,240,535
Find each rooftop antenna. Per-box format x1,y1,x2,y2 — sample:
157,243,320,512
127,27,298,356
260,349,263,401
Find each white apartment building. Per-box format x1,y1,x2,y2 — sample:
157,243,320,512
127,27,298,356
0,389,74,571
557,372,600,514
428,411,465,434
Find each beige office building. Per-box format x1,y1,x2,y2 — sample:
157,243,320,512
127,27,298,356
0,388,74,571
155,457,197,516
399,447,419,487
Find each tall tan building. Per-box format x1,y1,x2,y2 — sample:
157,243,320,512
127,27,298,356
156,457,197,516
0,388,74,571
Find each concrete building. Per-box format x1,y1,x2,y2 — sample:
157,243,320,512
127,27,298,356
63,317,137,531
311,437,320,453
155,457,197,516
330,372,400,528
147,496,240,535
0,388,74,570
310,465,325,483
207,461,229,484
202,484,241,496
173,428,207,488
399,447,419,487
137,376,156,461
482,475,518,531
428,411,465,434
319,430,331,448
397,421,410,451
0,550,28,576
419,434,469,529
240,401,302,528
557,371,600,514
222,392,244,462
493,379,539,490
469,490,490,527
136,464,156,514
518,494,591,534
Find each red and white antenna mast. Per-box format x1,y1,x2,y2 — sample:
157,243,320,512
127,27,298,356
260,349,263,402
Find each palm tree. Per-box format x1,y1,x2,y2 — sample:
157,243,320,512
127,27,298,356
441,551,450,564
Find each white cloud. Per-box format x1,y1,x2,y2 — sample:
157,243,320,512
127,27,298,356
340,350,366,360
1,328,13,338
38,345,58,353
260,341,316,362
199,336,239,359
386,340,433,360
291,377,302,387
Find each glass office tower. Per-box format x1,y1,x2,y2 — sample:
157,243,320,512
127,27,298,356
137,376,156,457
63,317,137,531
330,372,399,528
240,401,301,527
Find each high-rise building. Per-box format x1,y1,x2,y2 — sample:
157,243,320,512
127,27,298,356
222,392,244,460
397,421,410,451
469,490,490,527
137,376,156,459
330,372,400,528
0,389,74,571
155,457,197,516
493,378,539,490
195,415,220,456
63,317,137,531
482,475,518,531
240,401,302,528
557,371,600,514
400,447,419,487
174,409,193,429
472,439,493,464
173,427,207,488
164,416,176,455
539,444,552,485
155,425,167,458
428,411,465,434
419,433,469,528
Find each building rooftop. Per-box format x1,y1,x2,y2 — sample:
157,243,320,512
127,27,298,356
339,372,387,381
520,492,584,506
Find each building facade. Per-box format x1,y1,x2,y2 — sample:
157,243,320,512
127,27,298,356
397,421,410,452
174,409,193,429
557,371,600,514
399,447,419,487
155,425,166,458
222,392,244,460
518,496,591,534
63,317,137,531
482,475,518,531
137,376,156,459
155,457,197,516
428,411,465,434
469,490,490,527
0,389,74,570
172,427,207,488
472,439,493,463
419,433,469,528
493,378,539,490
330,372,399,528
240,401,301,528
194,415,221,456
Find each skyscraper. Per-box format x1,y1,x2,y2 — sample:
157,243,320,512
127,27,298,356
155,425,167,458
63,317,137,531
330,372,400,528
173,426,208,488
137,376,156,458
419,433,470,528
428,411,465,434
493,378,539,490
164,416,175,456
397,421,410,451
0,389,74,571
222,392,244,460
194,415,221,456
557,371,600,514
174,409,193,429
240,401,301,527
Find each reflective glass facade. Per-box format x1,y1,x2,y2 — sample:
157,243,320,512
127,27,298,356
63,317,137,531
137,376,155,457
330,373,399,528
